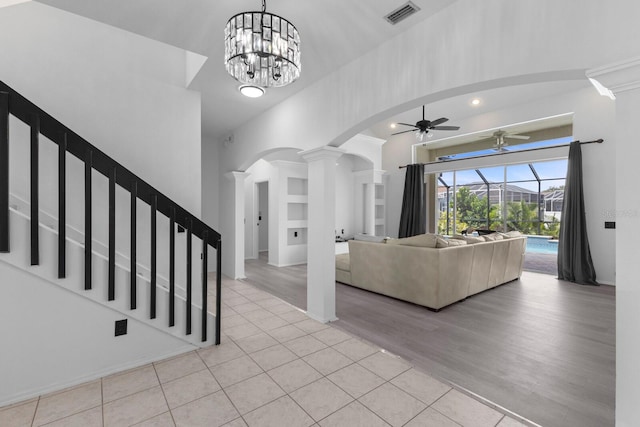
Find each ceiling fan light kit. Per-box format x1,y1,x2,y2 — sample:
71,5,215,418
224,0,301,90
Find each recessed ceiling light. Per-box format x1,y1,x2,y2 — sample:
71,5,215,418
390,123,397,129
470,98,481,106
239,85,265,98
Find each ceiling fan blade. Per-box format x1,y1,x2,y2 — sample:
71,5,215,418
397,122,418,128
432,125,460,131
391,129,417,136
504,134,530,140
429,117,449,127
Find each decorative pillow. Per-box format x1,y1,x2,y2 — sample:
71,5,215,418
450,234,466,240
437,236,469,248
446,238,467,247
436,236,449,248
354,233,386,243
393,233,438,248
505,230,523,238
484,232,504,241
455,235,484,244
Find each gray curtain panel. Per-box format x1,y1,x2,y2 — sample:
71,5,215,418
557,141,598,285
398,164,426,238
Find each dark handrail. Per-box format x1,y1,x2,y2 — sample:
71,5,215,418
0,80,220,244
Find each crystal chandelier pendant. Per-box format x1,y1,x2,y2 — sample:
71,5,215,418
224,0,301,90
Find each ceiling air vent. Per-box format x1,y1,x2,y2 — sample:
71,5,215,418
385,1,421,25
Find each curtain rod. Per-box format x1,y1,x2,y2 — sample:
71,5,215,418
398,139,604,169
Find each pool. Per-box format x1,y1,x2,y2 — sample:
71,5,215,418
525,235,558,254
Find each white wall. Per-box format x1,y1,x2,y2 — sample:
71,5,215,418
0,261,194,407
382,86,616,284
335,157,355,239
0,2,203,215
202,138,220,271
0,2,210,405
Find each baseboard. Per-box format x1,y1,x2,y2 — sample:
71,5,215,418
0,345,195,408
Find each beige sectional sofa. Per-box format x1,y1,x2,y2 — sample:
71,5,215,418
336,233,526,310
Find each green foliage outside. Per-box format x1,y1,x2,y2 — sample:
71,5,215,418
437,186,560,237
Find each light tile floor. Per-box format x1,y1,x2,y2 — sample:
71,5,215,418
0,278,536,427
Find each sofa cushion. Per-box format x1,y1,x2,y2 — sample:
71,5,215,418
483,233,504,241
498,230,524,239
354,233,386,243
388,233,438,248
335,253,350,272
436,236,467,248
452,234,485,244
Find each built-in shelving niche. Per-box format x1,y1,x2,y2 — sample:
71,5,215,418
287,177,308,247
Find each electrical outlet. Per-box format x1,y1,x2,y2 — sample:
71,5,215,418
604,221,615,229
115,319,128,336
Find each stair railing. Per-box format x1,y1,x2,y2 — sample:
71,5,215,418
0,80,222,345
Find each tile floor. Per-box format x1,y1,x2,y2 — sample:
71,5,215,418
0,278,535,427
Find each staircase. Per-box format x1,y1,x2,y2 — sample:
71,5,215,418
0,80,222,349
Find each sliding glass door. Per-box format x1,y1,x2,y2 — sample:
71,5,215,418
436,160,567,237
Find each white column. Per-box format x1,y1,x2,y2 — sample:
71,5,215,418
300,147,345,323
588,57,640,426
223,171,249,279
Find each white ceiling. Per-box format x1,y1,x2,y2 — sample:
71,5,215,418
367,80,590,141
34,0,458,142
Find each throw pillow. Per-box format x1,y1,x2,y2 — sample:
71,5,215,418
462,235,485,244
505,230,523,238
482,233,504,242
446,238,467,246
395,233,439,248
436,236,449,248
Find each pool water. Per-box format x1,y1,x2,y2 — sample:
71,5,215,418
526,235,558,254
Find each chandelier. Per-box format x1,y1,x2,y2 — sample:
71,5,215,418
224,0,301,90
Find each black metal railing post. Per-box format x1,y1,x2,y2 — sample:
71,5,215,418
84,149,92,289
169,206,175,327
0,92,8,253
30,114,39,265
186,218,192,335
130,181,137,309
108,166,116,300
202,230,208,342
58,133,66,279
215,238,222,345
150,194,157,319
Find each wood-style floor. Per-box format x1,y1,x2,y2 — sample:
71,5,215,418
244,253,615,427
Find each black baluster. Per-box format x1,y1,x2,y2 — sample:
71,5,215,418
169,206,175,327
85,149,92,290
0,92,8,253
58,133,66,279
201,230,208,342
150,194,157,319
108,166,115,300
186,218,192,335
130,181,137,309
30,115,39,265
215,238,222,345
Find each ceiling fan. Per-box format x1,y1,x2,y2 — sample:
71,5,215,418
482,129,530,152
392,106,460,141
